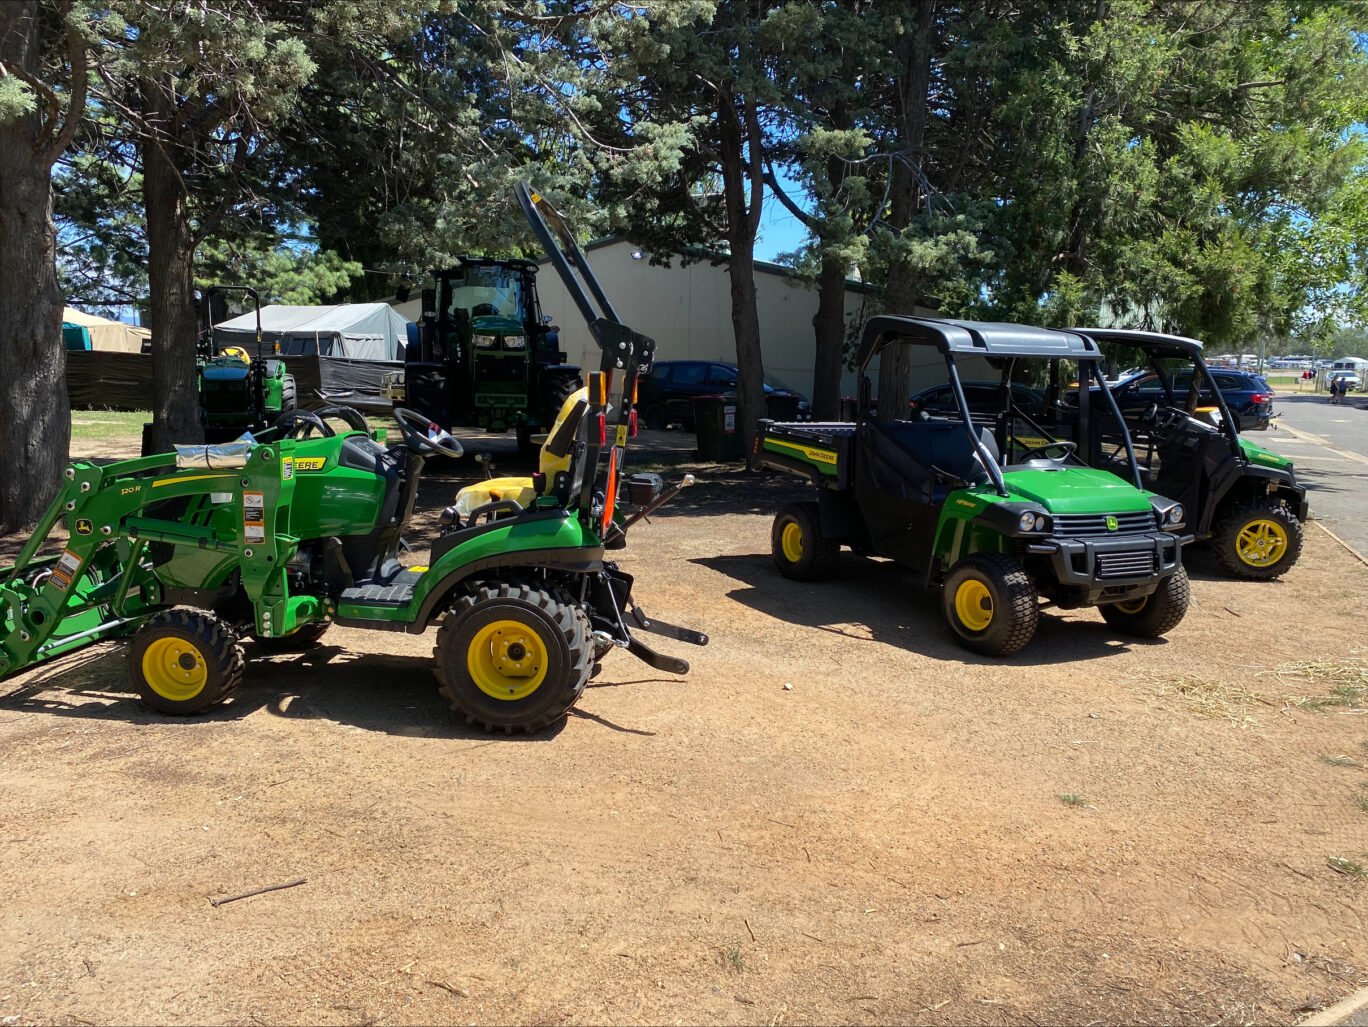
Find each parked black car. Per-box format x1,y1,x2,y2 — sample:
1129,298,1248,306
1111,368,1274,430
638,360,810,430
907,380,1048,420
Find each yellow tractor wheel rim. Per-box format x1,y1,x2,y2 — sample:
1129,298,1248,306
1114,596,1148,615
1235,518,1288,567
141,636,208,702
781,521,804,563
954,579,994,632
467,619,549,701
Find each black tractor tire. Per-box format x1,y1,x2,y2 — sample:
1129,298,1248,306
942,551,1039,657
280,374,297,412
1099,565,1190,638
1212,497,1303,580
434,582,592,734
251,622,331,653
641,402,668,430
127,608,245,715
541,370,581,419
771,502,840,581
139,422,156,458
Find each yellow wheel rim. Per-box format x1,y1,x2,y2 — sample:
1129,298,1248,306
954,579,994,632
781,521,804,563
141,636,208,702
1235,518,1288,568
467,619,549,701
1114,596,1148,615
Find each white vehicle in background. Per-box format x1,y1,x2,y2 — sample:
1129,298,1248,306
1329,369,1362,392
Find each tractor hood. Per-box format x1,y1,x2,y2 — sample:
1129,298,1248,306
202,360,250,382
1000,466,1154,514
1237,436,1292,471
470,314,525,336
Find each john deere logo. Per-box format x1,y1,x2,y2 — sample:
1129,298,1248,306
1105,515,1119,531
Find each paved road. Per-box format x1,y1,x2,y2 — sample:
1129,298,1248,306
1254,391,1368,559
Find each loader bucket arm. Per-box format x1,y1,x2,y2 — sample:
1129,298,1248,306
514,182,655,533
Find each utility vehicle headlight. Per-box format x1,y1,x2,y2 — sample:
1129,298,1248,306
473,334,497,348
501,335,526,350
1018,511,1037,532
1165,504,1185,526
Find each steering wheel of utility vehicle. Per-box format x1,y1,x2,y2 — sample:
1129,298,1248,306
312,405,371,434
1017,440,1077,463
393,407,465,458
271,409,334,439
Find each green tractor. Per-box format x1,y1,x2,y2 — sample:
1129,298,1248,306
405,257,582,457
2,184,704,733
754,317,1193,657
140,286,298,455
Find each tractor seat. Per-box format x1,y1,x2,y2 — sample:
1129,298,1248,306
450,386,589,523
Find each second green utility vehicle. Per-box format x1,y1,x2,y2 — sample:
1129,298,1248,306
1071,328,1308,580
755,316,1192,657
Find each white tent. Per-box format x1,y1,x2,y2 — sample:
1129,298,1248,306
63,307,151,353
212,303,410,360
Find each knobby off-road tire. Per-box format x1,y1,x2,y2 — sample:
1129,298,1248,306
942,551,1039,657
251,622,331,653
1212,497,1303,580
127,608,245,715
1099,565,1190,638
771,502,840,582
280,374,297,412
434,582,592,734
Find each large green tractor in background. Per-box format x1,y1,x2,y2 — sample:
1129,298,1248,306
404,258,582,457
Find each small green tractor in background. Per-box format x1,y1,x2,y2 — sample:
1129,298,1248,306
404,258,582,456
140,285,298,455
5,184,703,733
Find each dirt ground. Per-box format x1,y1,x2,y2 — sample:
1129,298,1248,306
1,425,1366,1026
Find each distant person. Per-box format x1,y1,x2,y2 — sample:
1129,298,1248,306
1329,376,1344,404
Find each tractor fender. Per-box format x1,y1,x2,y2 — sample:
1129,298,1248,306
407,546,605,632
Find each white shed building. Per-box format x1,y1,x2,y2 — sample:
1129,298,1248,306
395,239,942,401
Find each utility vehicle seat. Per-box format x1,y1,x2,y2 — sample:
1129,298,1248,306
873,420,998,487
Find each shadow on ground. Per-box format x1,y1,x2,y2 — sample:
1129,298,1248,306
692,551,1169,667
0,643,570,741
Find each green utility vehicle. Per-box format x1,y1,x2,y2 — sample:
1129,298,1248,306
754,316,1192,657
405,257,582,456
1,184,704,733
1070,329,1308,580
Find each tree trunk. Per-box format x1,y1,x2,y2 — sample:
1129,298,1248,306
717,87,766,463
0,0,72,533
812,253,848,420
877,0,938,419
141,82,203,450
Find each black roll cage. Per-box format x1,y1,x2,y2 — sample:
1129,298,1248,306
854,315,1143,497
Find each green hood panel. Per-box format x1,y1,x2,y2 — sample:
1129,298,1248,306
470,315,526,335
997,467,1152,514
1238,437,1292,470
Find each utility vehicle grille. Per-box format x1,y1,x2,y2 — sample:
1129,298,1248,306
1052,511,1156,537
1096,550,1158,579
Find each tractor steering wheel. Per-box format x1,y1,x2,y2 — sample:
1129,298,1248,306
394,407,464,458
1017,440,1077,463
272,409,335,440
312,405,371,434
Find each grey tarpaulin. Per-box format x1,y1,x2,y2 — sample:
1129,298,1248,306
212,303,410,361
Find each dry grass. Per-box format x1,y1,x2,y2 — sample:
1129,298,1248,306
1144,653,1367,729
